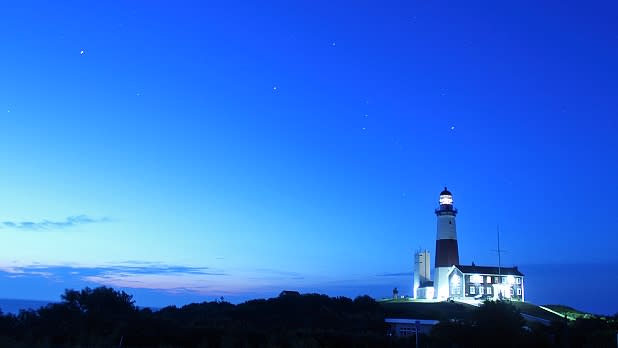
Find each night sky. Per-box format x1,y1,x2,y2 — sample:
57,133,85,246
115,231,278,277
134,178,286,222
1,1,617,315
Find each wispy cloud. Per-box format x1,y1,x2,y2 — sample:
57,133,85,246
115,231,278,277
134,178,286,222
1,215,109,230
0,262,230,294
98,261,226,277
0,262,311,298
376,271,413,277
0,265,55,279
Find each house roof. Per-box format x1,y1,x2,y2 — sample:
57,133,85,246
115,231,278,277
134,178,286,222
454,264,524,276
279,290,301,297
440,187,452,196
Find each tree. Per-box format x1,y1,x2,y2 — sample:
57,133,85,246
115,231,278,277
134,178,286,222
60,286,136,315
23,286,141,346
471,301,526,347
430,301,527,348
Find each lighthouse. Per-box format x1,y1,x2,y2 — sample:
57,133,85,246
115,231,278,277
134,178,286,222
433,187,459,300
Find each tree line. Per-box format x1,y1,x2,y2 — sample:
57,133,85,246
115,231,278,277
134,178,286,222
0,286,616,347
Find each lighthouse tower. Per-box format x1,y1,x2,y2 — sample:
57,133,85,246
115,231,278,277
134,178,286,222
433,187,459,300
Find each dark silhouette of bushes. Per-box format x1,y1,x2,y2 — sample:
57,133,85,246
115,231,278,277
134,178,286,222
0,288,616,347
429,300,618,348
0,287,393,347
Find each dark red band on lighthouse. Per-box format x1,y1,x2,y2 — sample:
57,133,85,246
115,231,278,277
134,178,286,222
435,239,459,267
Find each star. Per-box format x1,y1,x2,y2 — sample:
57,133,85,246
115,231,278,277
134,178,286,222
451,126,455,131
331,42,336,46
80,50,85,55
273,85,278,91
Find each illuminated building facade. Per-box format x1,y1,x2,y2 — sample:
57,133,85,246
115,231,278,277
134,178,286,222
448,265,525,301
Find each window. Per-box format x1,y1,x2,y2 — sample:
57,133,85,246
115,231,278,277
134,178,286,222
470,274,483,284
510,288,514,296
502,276,507,283
487,287,492,295
479,287,484,295
470,286,476,295
516,277,521,284
517,288,522,296
486,276,491,283
494,276,499,283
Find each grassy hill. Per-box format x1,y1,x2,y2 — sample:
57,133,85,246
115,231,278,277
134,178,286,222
542,304,599,320
380,299,568,323
510,301,566,322
380,299,475,320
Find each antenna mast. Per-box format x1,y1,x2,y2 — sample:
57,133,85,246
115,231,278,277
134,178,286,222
497,225,502,277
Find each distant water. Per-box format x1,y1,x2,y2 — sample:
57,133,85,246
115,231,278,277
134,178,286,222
0,299,53,314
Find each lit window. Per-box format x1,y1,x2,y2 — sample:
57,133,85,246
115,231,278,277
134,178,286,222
516,277,521,284
487,287,492,295
470,286,475,295
502,276,507,283
486,276,491,283
470,274,483,284
517,288,522,296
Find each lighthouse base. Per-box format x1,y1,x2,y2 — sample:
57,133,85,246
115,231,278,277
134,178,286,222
434,266,453,300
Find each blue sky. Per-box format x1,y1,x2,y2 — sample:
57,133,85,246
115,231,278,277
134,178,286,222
0,1,617,314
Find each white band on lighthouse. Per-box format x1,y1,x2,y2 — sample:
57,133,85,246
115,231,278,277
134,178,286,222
437,215,457,240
